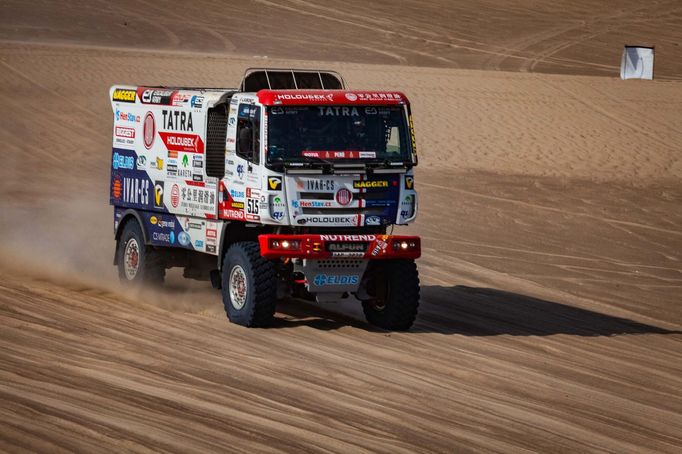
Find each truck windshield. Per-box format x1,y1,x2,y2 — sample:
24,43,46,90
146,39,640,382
267,105,411,165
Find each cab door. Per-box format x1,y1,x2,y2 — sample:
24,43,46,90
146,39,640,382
222,99,263,222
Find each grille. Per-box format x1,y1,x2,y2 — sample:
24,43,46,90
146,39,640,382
301,207,385,215
316,259,365,269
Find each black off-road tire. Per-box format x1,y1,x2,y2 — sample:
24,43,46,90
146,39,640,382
361,260,420,331
116,220,165,285
221,242,277,327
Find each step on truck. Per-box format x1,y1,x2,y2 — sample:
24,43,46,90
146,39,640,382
109,69,421,330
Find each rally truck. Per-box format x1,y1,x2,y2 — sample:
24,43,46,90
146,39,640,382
109,69,421,330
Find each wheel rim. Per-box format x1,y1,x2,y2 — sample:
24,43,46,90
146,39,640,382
123,237,140,280
229,265,248,310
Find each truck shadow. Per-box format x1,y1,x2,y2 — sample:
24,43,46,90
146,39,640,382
273,285,681,336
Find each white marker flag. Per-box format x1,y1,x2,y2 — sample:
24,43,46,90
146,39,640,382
620,46,654,80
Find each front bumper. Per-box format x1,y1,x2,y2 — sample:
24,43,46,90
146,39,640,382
258,234,421,260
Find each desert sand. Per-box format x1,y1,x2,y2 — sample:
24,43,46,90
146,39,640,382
0,1,681,452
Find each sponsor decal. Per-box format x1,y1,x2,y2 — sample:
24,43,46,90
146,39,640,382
297,216,357,225
143,112,155,149
111,174,123,200
231,201,244,209
153,231,175,244
115,109,140,123
221,208,244,221
246,198,259,215
371,235,389,257
292,200,332,208
155,157,164,170
327,242,366,252
335,188,352,206
245,188,260,221
192,155,203,168
171,184,180,208
236,164,244,179
317,106,359,116
230,189,245,199
301,150,376,159
178,231,191,247
161,110,194,131
206,244,216,253
353,180,388,189
400,210,410,218
153,216,175,229
112,89,136,103
313,274,359,286
154,181,164,208
139,88,176,105
206,228,217,239
136,155,147,170
180,186,215,212
171,93,191,107
121,177,150,206
267,177,282,191
275,93,334,102
115,126,135,139
365,215,381,226
112,151,134,170
344,93,358,101
320,234,376,241
405,176,414,190
159,132,204,154
190,95,204,108
184,220,203,231
272,211,284,221
194,240,204,248
304,179,335,191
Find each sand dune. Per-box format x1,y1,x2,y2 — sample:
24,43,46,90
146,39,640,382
1,2,681,452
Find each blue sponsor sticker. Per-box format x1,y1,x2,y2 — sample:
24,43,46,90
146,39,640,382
112,151,135,170
313,274,359,286
195,240,204,248
178,231,191,246
169,231,175,244
365,215,381,226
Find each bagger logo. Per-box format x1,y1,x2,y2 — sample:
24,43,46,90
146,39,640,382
268,177,282,191
405,176,414,190
112,89,136,103
353,180,388,189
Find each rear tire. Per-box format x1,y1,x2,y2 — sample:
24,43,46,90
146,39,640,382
361,260,420,331
116,220,165,285
221,242,277,327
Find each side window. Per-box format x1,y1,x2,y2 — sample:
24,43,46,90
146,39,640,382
236,104,261,164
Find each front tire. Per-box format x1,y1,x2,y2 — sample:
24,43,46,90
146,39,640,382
361,260,420,331
221,242,277,327
116,220,165,285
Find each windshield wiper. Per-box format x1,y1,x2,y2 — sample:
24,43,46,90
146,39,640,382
282,155,336,173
